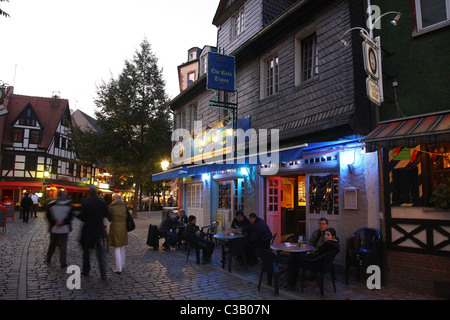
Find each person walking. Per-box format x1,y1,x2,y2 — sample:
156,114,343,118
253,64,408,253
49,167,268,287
20,192,33,223
45,190,74,268
77,186,109,280
30,191,39,218
108,194,128,274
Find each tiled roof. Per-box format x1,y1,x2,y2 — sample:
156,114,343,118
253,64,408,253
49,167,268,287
2,93,69,149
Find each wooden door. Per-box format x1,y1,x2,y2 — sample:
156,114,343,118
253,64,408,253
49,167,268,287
266,176,281,243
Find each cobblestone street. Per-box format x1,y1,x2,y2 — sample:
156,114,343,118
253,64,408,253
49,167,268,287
0,210,441,303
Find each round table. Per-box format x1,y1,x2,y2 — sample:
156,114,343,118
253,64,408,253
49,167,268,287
213,233,245,269
270,242,314,253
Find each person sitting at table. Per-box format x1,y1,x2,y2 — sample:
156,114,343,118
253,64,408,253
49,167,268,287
184,215,215,264
286,227,340,290
245,212,273,265
307,217,329,253
158,210,179,250
231,210,251,234
176,209,188,224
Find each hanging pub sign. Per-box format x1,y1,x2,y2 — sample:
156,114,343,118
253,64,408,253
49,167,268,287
363,39,379,80
206,51,236,92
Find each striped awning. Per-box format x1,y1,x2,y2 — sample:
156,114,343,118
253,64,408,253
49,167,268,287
362,111,450,152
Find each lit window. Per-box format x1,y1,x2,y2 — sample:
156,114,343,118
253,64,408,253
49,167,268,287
13,128,24,143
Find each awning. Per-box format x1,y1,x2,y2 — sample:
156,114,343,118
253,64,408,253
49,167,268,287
98,188,114,194
50,184,90,192
0,181,43,189
362,111,450,152
152,143,306,181
152,167,190,181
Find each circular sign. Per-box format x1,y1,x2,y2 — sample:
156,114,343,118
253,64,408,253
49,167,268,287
368,47,377,75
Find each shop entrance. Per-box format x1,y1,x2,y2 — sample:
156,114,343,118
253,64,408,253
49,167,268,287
216,178,244,231
280,175,307,241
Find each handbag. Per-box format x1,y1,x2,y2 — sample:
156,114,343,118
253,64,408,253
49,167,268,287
125,206,135,232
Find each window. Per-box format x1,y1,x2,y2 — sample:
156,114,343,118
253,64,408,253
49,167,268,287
13,128,24,143
218,182,231,209
29,130,40,144
302,34,318,81
188,72,195,86
187,184,203,209
415,0,450,31
233,8,245,38
265,55,279,97
18,106,37,126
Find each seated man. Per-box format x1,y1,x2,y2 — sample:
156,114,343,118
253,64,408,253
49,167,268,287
286,227,340,290
307,217,329,252
183,215,215,264
231,210,251,234
177,209,188,224
245,212,273,264
158,210,179,249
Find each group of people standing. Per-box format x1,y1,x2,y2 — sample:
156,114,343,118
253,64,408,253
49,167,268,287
45,186,129,280
20,191,39,223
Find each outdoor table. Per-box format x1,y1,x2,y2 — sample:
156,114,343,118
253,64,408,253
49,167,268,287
270,242,314,255
213,233,245,269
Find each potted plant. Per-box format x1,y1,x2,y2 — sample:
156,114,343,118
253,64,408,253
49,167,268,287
430,183,450,209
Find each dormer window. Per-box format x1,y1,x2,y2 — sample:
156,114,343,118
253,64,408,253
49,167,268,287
18,106,38,126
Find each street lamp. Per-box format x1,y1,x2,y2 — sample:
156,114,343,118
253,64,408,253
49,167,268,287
339,7,401,107
161,160,169,171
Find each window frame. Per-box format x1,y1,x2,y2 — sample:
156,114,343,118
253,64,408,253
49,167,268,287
413,0,450,35
260,50,279,99
232,7,245,38
294,23,318,86
13,128,24,143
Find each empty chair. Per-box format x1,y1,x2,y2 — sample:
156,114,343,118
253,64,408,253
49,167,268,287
255,248,287,296
271,233,277,245
223,237,247,272
185,239,201,264
301,249,339,297
345,228,381,285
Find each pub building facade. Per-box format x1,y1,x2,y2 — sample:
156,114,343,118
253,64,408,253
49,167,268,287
361,0,450,297
154,0,382,267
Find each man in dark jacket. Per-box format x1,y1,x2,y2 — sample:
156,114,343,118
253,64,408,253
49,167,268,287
158,210,179,249
245,212,273,264
21,192,33,223
45,190,74,268
184,215,215,263
77,186,109,280
231,210,251,234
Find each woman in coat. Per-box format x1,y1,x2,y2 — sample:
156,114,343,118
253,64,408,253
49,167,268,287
108,194,128,274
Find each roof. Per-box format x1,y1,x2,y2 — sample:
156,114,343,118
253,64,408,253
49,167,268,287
362,111,450,152
71,109,101,132
2,93,70,149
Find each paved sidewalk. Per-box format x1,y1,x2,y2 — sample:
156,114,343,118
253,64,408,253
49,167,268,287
0,210,441,301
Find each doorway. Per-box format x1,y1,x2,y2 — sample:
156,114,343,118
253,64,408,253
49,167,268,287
280,175,307,241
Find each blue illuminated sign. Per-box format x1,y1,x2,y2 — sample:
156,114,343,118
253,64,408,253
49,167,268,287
206,52,236,92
